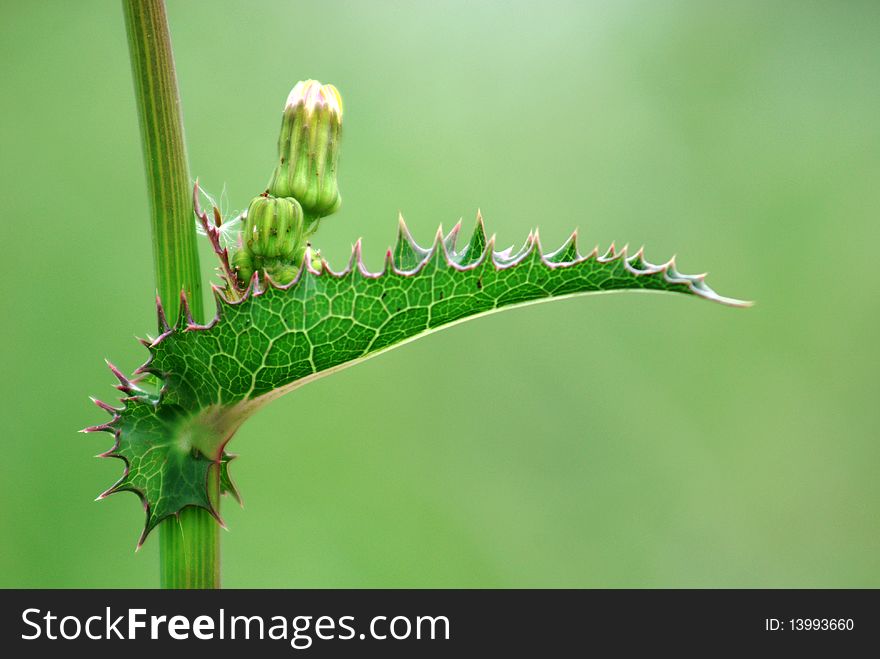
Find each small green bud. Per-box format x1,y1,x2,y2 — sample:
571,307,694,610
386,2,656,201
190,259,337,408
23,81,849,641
267,80,343,220
307,244,323,272
233,194,305,285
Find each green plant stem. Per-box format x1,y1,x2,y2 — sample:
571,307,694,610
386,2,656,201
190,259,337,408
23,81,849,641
123,0,220,588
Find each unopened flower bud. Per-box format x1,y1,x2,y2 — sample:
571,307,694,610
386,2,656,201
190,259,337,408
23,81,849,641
267,80,343,221
232,195,305,285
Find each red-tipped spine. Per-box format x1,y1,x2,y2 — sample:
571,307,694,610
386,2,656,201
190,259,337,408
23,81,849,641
156,294,171,332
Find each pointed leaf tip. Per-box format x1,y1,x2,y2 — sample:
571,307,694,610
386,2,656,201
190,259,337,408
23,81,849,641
545,230,580,264
105,360,135,392
600,243,617,260
443,221,462,255
90,396,116,414
177,290,195,328
392,215,428,271
457,212,488,267
627,247,648,271
156,295,170,332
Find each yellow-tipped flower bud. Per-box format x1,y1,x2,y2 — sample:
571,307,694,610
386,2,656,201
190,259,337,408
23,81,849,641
232,194,305,285
267,80,343,221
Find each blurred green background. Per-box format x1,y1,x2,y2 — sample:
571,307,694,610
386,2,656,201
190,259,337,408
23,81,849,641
1,0,877,588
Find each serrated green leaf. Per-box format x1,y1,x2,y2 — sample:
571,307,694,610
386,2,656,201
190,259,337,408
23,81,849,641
85,216,747,544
